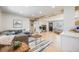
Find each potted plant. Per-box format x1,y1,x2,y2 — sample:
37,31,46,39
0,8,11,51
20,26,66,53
11,41,22,49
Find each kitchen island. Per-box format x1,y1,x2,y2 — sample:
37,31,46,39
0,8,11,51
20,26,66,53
60,31,79,52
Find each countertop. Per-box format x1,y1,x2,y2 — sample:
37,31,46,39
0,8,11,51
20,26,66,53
61,31,79,38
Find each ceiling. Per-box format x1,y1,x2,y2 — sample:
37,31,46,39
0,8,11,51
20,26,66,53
0,6,64,19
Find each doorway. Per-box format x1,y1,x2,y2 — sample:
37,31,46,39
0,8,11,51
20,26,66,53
49,22,53,31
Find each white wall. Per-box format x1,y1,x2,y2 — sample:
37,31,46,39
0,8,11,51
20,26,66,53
1,13,30,31
0,10,2,31
64,6,75,31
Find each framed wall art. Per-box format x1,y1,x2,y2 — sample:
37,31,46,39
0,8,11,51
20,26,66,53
13,19,23,28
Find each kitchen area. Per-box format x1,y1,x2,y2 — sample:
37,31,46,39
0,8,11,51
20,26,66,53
59,6,79,52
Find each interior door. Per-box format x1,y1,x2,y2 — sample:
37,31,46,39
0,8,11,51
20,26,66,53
49,22,53,31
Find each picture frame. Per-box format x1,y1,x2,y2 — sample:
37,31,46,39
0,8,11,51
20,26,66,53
13,19,23,28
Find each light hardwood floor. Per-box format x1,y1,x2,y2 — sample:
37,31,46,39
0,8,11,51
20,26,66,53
38,32,60,52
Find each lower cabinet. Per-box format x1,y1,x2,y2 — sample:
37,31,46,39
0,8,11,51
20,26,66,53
60,35,79,52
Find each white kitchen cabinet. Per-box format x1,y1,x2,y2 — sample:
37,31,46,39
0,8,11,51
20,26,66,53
60,31,79,52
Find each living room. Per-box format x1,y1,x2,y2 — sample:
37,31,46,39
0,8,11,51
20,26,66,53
0,6,79,52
